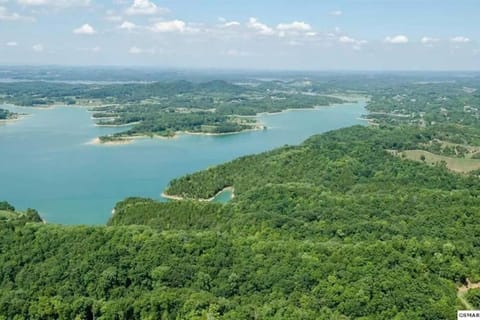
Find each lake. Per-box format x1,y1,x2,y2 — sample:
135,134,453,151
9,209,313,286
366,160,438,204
0,100,367,224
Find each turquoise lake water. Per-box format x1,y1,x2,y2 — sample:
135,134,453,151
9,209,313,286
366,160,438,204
0,101,366,225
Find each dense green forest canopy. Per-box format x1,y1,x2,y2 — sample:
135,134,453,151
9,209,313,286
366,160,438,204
2,72,480,319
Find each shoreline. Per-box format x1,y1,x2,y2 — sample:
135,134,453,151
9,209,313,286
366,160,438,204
0,118,19,123
86,137,133,146
255,99,368,117
93,121,140,127
358,116,380,126
1,102,115,110
256,106,333,117
0,114,29,124
88,125,266,146
161,186,235,202
180,125,265,137
86,134,178,146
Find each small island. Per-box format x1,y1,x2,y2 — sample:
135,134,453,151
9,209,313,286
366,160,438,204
0,108,20,121
95,114,266,143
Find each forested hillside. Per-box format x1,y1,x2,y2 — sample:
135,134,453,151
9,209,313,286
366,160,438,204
2,125,480,319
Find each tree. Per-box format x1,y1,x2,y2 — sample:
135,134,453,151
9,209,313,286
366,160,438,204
0,201,15,212
25,208,43,223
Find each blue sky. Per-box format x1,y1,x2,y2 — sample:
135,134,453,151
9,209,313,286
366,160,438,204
0,0,478,70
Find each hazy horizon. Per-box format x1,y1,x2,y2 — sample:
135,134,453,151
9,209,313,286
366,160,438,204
1,65,480,73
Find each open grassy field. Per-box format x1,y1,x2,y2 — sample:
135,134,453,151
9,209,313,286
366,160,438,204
390,149,480,173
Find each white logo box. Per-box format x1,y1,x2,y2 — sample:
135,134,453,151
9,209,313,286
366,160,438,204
458,311,480,319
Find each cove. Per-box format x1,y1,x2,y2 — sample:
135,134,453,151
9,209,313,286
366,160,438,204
0,100,367,224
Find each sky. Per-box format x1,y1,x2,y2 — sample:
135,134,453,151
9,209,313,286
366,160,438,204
0,0,479,70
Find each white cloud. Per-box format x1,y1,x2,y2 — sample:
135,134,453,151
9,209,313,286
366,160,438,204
276,21,311,32
125,0,167,15
149,20,186,33
0,6,33,21
247,17,274,35
32,43,43,52
217,18,240,28
119,21,136,31
129,46,155,54
338,35,367,47
338,36,356,44
222,21,240,27
330,10,343,16
73,23,96,35
17,0,90,6
6,41,18,46
450,36,470,43
384,35,409,44
421,36,439,44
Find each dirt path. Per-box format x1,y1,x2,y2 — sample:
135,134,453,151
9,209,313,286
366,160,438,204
457,280,480,310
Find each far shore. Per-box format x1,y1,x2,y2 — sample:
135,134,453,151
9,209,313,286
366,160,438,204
1,102,117,110
161,186,235,202
93,121,141,127
254,99,368,117
255,106,333,117
11,103,86,110
0,103,64,110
